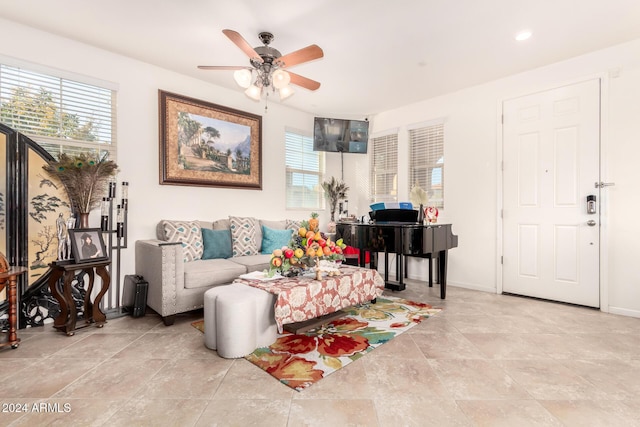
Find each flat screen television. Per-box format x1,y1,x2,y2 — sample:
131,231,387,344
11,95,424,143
313,117,369,153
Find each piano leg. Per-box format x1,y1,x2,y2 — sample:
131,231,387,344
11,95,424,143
428,254,433,288
438,250,448,299
397,254,403,286
384,250,389,283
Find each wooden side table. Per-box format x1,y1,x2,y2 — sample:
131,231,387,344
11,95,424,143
48,259,111,336
0,267,27,349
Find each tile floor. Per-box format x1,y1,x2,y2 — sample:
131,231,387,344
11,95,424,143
1,281,640,426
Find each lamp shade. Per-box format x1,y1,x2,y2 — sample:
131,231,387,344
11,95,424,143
233,69,253,88
279,86,294,100
244,85,262,101
272,69,291,89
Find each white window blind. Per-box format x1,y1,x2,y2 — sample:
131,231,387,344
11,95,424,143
369,133,398,202
409,122,444,208
0,63,116,160
285,130,324,209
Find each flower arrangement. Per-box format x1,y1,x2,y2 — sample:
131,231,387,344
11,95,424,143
268,222,346,277
409,182,428,206
42,153,118,214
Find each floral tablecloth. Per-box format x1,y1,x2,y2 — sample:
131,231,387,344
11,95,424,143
233,266,385,333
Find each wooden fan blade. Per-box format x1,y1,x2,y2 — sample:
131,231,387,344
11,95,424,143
197,65,247,70
222,29,264,63
276,45,323,68
288,72,321,91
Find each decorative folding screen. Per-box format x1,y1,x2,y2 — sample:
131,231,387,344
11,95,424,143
0,124,70,328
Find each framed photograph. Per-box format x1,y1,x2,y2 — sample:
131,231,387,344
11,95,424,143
69,228,109,263
159,90,262,189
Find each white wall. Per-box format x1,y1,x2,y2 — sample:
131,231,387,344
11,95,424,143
370,38,640,317
3,18,640,317
0,18,337,291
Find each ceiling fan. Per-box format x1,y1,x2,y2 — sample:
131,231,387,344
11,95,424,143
198,29,324,101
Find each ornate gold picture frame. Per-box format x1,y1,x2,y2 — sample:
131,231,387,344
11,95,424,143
159,90,262,189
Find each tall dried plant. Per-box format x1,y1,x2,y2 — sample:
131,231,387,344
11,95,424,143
321,177,349,221
43,153,118,213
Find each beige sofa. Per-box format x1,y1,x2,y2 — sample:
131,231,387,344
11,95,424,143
135,217,298,325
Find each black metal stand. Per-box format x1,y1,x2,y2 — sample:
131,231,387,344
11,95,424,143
101,181,128,318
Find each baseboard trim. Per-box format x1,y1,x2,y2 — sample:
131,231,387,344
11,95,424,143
607,306,640,318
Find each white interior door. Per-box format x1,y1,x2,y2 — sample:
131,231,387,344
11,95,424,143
502,79,600,307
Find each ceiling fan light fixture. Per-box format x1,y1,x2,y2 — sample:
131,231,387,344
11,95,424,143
199,29,323,102
279,86,294,100
272,69,291,89
245,84,262,101
233,69,253,88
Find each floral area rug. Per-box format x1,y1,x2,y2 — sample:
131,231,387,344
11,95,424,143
192,296,441,391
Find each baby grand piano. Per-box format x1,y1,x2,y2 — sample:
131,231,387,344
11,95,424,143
336,209,458,298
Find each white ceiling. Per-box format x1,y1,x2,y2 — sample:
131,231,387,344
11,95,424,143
2,0,640,117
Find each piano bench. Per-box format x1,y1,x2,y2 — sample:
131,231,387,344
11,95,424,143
344,255,360,266
343,247,370,266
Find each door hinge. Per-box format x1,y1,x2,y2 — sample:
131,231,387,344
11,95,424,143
501,256,503,265
501,114,504,124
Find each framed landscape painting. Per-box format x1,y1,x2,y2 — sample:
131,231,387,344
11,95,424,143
159,90,262,189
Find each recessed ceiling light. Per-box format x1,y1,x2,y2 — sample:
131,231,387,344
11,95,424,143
515,30,532,41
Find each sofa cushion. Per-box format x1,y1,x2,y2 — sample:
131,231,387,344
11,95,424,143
258,219,288,252
183,259,246,289
212,218,230,230
231,253,272,273
261,226,294,254
158,220,212,240
286,219,302,231
201,228,232,259
229,216,259,256
260,219,288,230
161,220,203,262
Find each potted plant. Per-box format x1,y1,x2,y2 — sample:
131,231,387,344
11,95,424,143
321,177,349,222
43,153,118,228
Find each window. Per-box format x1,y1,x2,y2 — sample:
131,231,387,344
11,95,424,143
0,61,116,160
285,129,324,209
408,122,444,208
369,132,398,202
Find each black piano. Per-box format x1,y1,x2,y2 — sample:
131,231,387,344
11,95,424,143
336,209,458,298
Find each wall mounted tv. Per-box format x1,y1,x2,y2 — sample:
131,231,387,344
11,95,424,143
313,117,369,154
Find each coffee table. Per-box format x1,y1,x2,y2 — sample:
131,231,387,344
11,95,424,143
233,265,385,333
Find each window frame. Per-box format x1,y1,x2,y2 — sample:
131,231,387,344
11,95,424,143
369,131,399,203
285,128,325,210
408,121,445,209
0,56,117,160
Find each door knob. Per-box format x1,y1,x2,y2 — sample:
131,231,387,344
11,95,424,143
587,220,597,226
595,182,615,188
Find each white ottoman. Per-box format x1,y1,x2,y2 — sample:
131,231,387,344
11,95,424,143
204,283,278,358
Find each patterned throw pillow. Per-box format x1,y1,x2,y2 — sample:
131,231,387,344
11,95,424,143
286,219,302,231
162,220,203,262
229,216,259,257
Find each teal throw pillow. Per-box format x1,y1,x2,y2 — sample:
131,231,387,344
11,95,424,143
201,228,233,259
261,226,294,254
